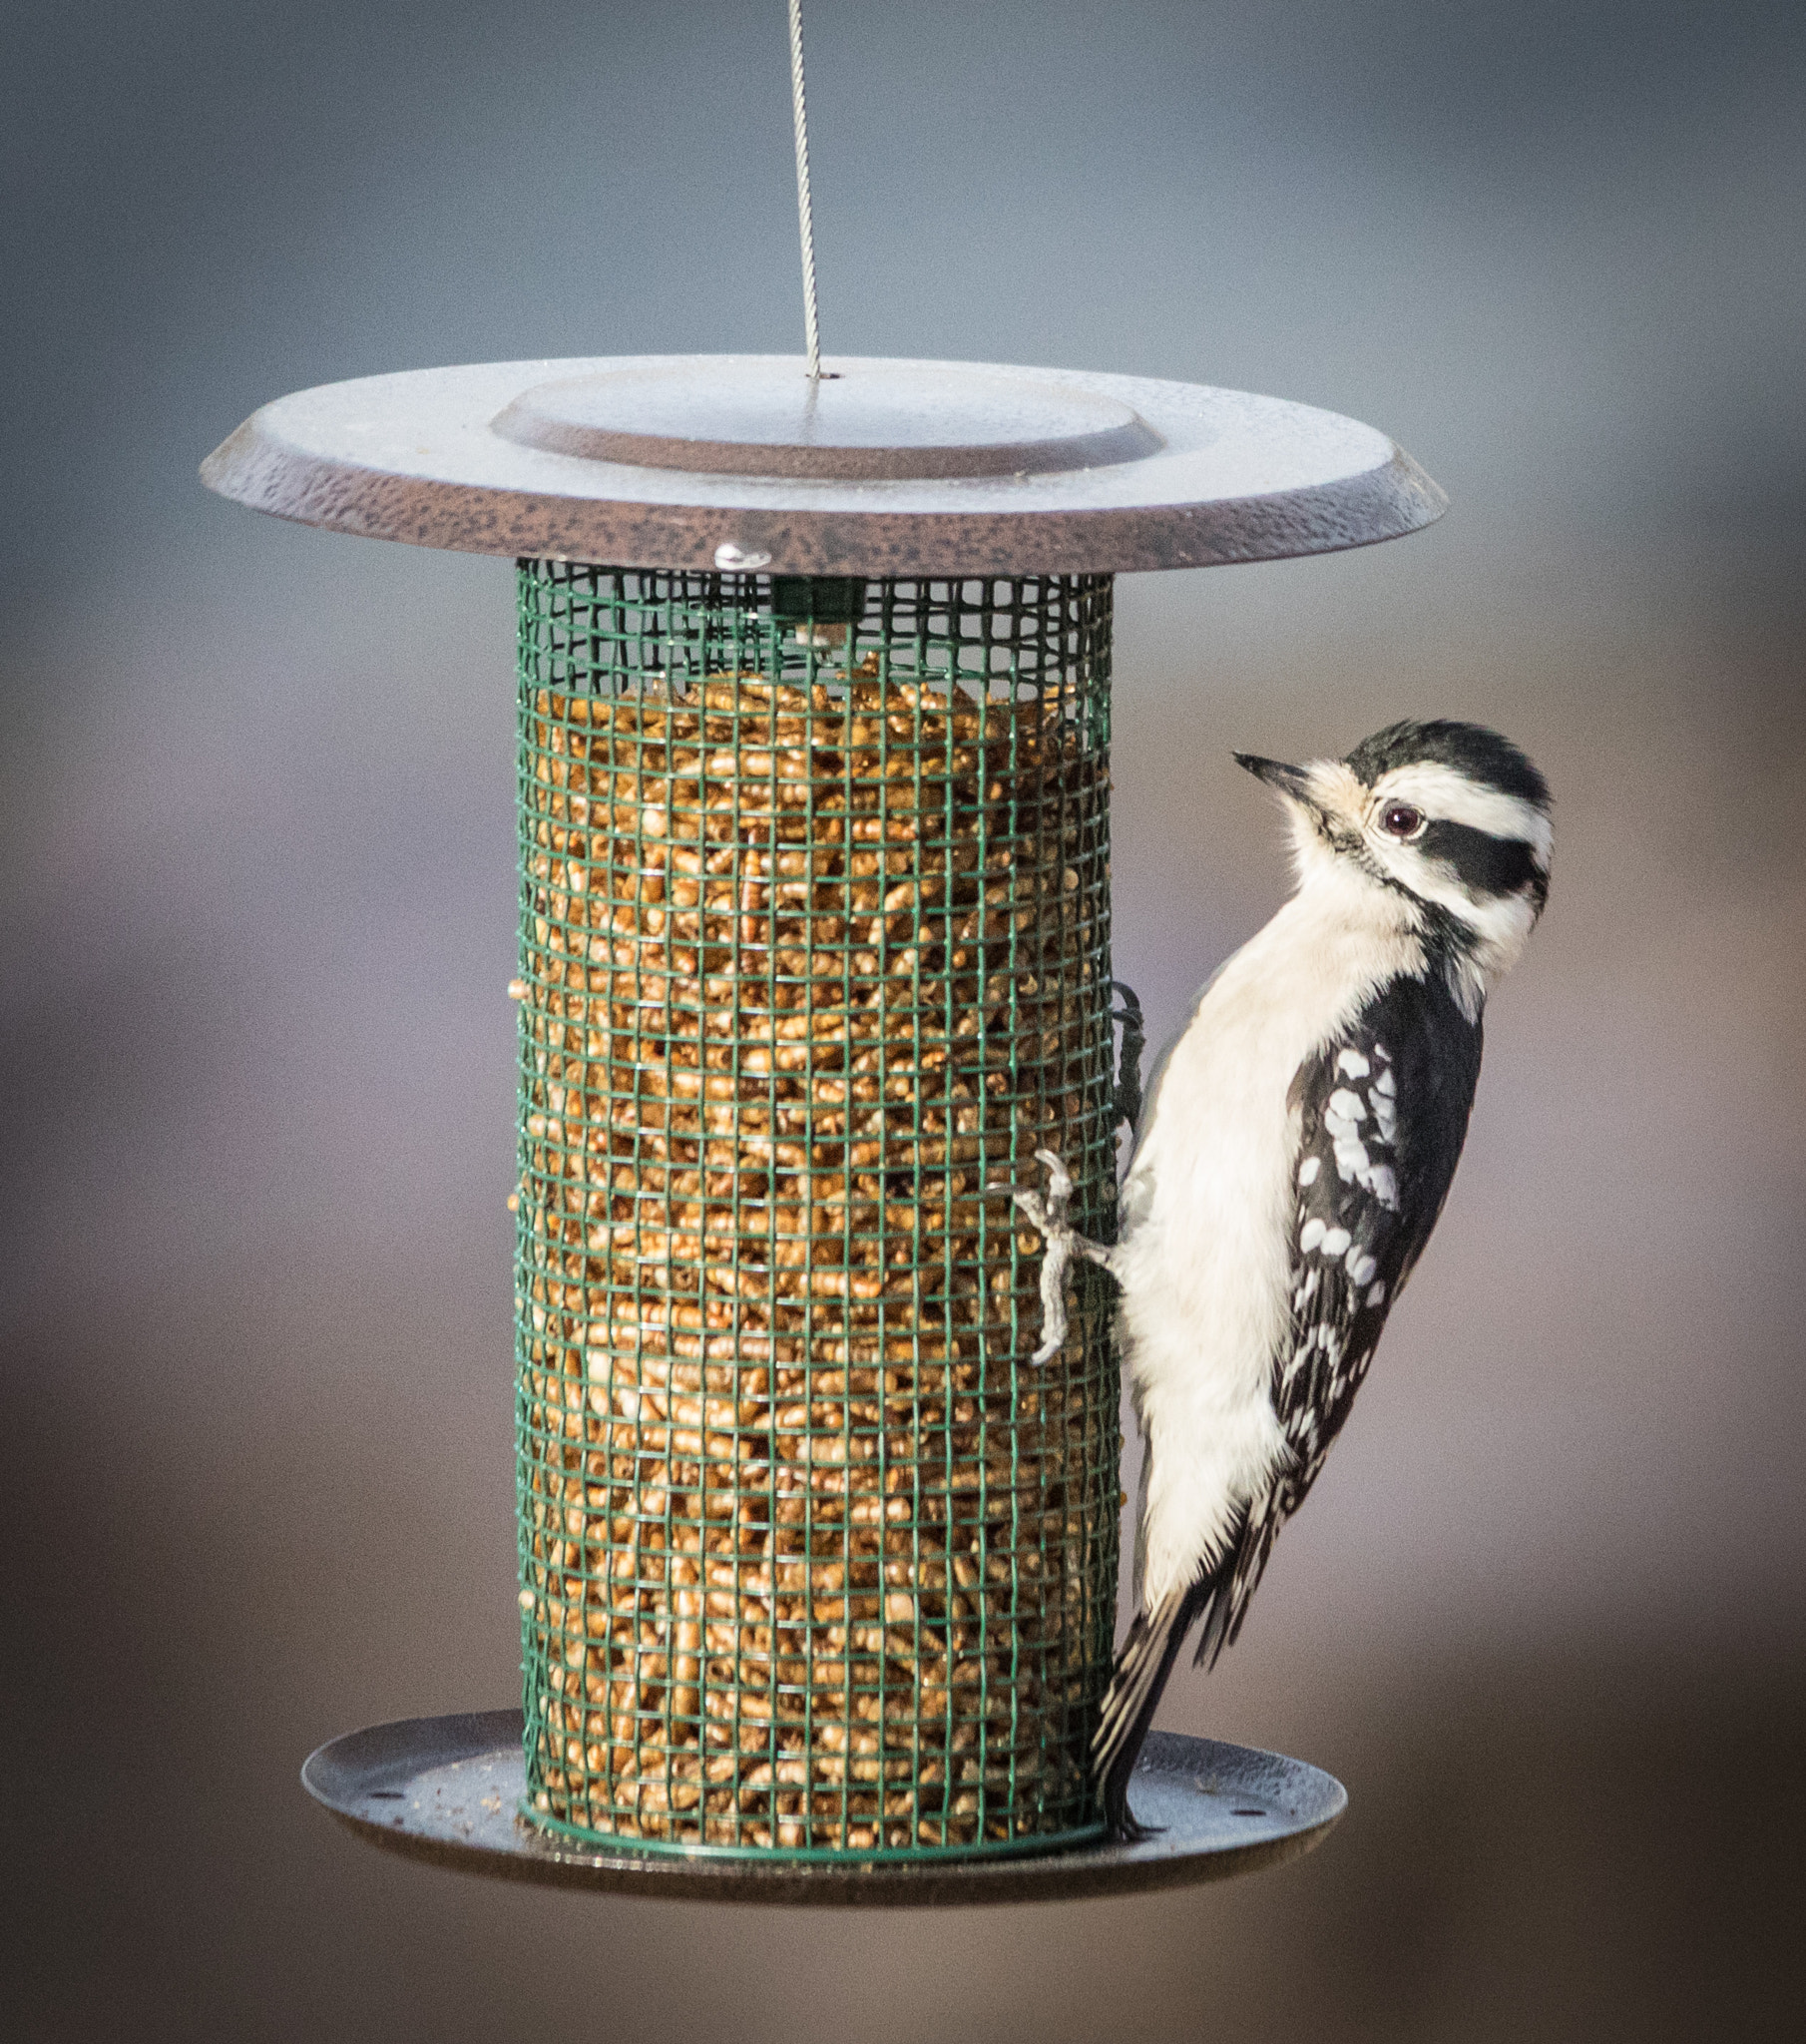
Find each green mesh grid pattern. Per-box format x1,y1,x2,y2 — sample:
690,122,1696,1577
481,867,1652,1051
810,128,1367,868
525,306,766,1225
514,563,1120,1859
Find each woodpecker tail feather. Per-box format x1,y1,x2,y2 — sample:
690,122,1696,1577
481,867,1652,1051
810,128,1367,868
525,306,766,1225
1093,1575,1211,1840
1199,1511,1277,1669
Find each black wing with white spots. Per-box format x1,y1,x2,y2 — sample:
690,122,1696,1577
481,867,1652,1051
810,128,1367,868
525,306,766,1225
1199,969,1484,1665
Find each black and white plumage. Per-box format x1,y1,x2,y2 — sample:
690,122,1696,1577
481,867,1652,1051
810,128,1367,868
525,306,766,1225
1002,719,1553,1838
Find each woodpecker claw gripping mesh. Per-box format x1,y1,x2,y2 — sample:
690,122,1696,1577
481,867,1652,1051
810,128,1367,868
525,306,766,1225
513,563,1122,1857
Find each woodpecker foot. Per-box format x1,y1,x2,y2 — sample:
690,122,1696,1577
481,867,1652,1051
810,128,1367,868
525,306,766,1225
1110,980,1144,1135
989,1148,1116,1364
1104,1795,1163,1845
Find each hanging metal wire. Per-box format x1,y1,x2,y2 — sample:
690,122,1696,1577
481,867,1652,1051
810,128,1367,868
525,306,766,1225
514,564,1121,1858
786,0,823,380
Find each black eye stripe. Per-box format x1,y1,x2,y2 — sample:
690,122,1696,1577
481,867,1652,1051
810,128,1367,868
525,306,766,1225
1416,819,1541,897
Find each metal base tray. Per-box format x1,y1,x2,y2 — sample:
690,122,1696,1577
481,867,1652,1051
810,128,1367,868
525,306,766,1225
302,1709,1345,1906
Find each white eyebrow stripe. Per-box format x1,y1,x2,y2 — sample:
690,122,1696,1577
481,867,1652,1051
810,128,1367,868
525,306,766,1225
1372,763,1552,863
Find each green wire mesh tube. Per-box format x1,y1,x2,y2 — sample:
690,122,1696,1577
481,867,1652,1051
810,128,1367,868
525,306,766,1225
514,563,1121,1858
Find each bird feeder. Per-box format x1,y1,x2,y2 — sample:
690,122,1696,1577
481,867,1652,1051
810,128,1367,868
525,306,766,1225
203,348,1440,1895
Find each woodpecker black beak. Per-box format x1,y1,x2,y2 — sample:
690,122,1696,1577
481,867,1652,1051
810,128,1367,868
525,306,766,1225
1233,753,1314,801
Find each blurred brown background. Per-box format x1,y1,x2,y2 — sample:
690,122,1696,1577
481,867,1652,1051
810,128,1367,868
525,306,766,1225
3,3,1802,2037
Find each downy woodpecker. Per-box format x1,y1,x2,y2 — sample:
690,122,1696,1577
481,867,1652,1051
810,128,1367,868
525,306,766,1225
1002,720,1553,1838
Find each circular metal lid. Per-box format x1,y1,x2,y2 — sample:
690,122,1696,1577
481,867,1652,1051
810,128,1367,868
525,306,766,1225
202,353,1445,575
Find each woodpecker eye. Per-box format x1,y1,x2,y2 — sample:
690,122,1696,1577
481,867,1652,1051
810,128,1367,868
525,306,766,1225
1380,803,1424,838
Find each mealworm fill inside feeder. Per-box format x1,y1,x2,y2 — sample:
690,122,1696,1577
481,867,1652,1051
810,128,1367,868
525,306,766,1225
513,565,1124,1855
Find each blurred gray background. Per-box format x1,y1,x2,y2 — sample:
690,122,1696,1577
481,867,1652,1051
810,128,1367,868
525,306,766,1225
3,2,1802,2037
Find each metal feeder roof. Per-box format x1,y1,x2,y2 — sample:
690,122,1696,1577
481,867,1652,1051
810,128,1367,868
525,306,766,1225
202,353,1445,574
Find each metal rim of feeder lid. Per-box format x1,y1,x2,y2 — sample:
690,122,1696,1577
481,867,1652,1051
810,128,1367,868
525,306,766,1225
201,353,1447,577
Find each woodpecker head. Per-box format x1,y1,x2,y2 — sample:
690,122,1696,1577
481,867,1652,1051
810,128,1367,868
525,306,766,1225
1235,720,1553,1009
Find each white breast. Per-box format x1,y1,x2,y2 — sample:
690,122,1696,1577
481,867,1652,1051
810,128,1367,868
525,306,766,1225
1119,859,1423,1609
